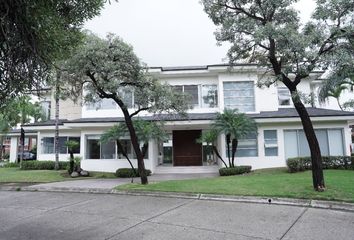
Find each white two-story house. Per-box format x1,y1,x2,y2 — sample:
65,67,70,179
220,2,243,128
8,64,354,173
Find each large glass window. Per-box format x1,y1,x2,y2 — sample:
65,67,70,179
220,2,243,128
87,136,100,159
284,129,344,159
277,87,291,106
223,82,255,112
42,137,54,154
40,101,51,120
264,130,278,156
42,136,81,154
101,141,116,159
202,85,218,108
172,84,218,108
69,137,81,154
226,133,258,157
100,99,117,110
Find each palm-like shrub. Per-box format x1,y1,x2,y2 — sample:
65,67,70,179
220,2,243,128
65,140,80,174
213,109,257,168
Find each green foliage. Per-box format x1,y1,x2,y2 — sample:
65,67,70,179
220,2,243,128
61,32,190,115
214,109,257,140
2,162,19,168
286,156,353,173
115,168,152,178
219,166,252,176
0,0,105,106
21,161,69,170
3,153,10,160
65,140,80,153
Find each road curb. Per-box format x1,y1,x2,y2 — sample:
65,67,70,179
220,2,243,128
2,186,354,212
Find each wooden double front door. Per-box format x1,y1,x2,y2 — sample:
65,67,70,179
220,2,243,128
173,130,202,166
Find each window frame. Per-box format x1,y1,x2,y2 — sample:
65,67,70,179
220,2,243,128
264,130,278,156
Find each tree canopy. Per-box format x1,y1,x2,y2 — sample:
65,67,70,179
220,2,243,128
0,0,105,107
61,32,189,184
202,0,354,191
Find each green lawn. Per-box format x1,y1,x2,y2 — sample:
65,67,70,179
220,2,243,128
0,168,67,183
117,168,354,203
0,168,117,183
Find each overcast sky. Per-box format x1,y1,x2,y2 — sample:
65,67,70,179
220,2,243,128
84,0,316,67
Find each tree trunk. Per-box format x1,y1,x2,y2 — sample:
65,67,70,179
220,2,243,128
116,140,137,176
69,151,74,174
231,138,238,168
121,109,148,184
212,145,228,168
226,134,231,167
54,83,60,171
292,94,325,191
141,142,148,159
0,136,4,161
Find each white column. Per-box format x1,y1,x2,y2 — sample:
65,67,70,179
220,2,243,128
9,137,18,163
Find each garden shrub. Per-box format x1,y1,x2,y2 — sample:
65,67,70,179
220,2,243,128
115,168,152,178
286,156,353,173
2,162,19,168
219,166,252,176
21,160,69,170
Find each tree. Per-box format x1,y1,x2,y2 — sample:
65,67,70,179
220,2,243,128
319,59,354,110
202,0,354,191
197,129,228,168
61,33,189,184
214,109,257,168
65,140,80,174
0,0,105,108
0,96,45,164
101,119,167,182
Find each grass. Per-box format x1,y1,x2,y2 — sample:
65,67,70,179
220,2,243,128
0,168,67,183
117,168,354,203
0,168,117,183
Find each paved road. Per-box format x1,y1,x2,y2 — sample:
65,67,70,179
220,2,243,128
0,191,353,240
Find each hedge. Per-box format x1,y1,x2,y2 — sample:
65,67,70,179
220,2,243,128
286,156,354,173
115,168,152,178
2,162,19,168
219,166,252,176
21,161,69,170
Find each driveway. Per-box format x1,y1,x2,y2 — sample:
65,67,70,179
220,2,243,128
0,191,353,240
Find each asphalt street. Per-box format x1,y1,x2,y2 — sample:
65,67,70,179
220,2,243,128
0,191,353,240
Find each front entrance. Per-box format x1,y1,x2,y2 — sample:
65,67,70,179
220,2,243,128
173,130,202,166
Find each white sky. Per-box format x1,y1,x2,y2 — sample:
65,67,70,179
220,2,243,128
84,0,316,67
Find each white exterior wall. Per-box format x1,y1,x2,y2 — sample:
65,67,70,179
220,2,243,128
233,121,352,170
37,130,82,162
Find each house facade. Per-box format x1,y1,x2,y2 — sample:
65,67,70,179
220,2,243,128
8,64,354,173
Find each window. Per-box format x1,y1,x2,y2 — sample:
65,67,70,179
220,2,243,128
264,130,278,156
86,136,148,160
120,88,134,108
42,136,81,154
42,137,54,154
223,82,255,112
86,99,116,110
202,85,218,108
226,133,258,157
68,137,80,154
101,141,116,159
40,101,51,120
86,136,100,159
278,87,291,106
284,129,344,159
172,84,218,108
